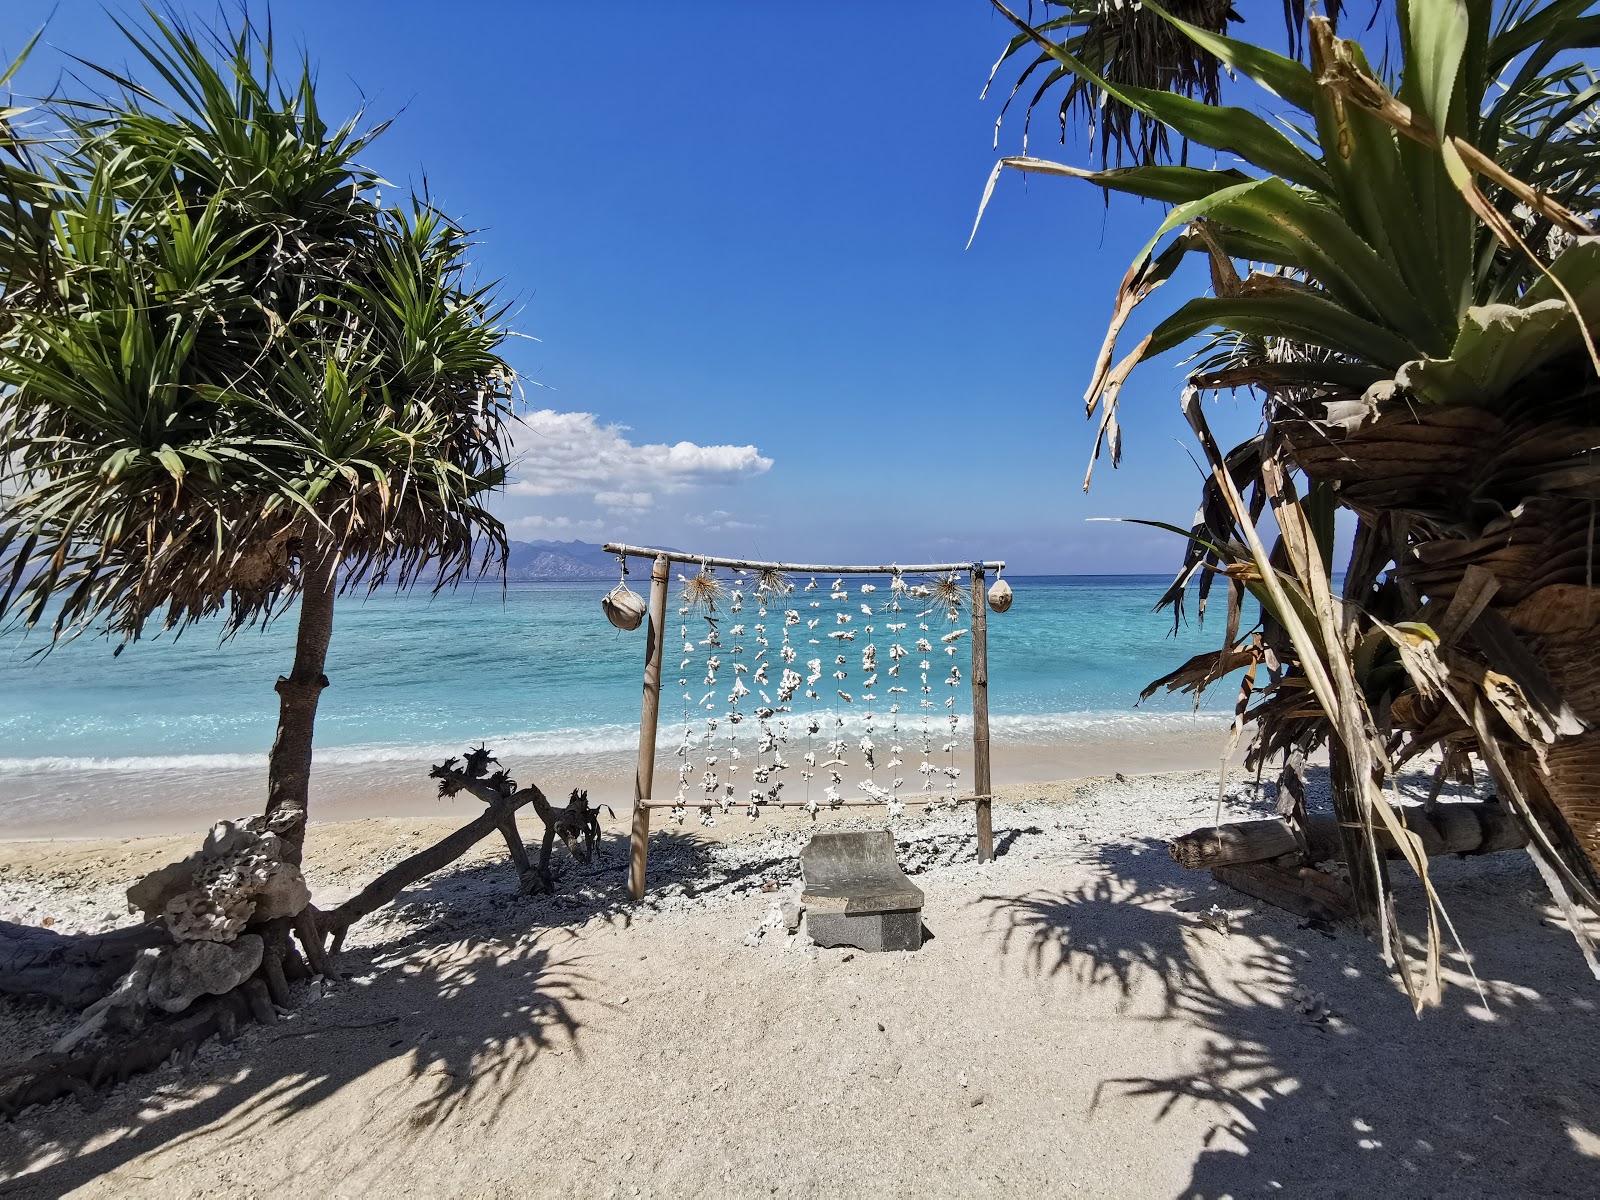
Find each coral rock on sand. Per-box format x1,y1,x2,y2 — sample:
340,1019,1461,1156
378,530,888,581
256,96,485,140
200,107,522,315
127,815,310,942
147,934,265,1013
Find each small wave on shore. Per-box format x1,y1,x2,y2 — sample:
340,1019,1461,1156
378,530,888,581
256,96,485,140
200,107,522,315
0,722,642,776
0,710,1227,778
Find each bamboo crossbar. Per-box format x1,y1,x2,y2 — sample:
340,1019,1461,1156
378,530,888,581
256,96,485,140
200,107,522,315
637,793,995,810
603,543,1004,576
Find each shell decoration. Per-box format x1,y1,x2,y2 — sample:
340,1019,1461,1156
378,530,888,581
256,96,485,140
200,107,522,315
987,578,1014,613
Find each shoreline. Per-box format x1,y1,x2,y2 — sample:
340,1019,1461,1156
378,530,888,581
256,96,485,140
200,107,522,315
0,719,1241,841
0,769,1236,894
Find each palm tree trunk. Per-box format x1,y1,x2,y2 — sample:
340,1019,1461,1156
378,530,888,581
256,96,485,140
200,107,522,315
1511,618,1600,885
1282,389,1600,884
264,544,338,864
1328,746,1385,927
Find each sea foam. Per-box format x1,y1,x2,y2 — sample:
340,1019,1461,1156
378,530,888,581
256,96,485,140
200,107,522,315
0,711,1225,776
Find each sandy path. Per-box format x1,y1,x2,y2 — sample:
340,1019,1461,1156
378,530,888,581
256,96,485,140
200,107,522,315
2,772,1598,1197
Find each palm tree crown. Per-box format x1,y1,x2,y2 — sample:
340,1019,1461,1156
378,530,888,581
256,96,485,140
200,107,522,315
0,10,520,853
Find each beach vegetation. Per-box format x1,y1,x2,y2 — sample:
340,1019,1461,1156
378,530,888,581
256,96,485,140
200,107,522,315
979,0,1600,1005
0,9,519,859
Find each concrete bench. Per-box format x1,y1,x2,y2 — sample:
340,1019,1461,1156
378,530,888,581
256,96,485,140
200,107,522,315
800,830,924,952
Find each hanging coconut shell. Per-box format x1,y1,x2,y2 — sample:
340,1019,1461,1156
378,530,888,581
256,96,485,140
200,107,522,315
987,578,1013,613
602,582,647,631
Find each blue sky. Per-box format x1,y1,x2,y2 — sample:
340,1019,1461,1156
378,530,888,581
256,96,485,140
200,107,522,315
6,0,1280,574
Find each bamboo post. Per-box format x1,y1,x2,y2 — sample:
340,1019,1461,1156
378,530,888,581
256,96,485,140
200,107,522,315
629,554,671,900
970,566,994,862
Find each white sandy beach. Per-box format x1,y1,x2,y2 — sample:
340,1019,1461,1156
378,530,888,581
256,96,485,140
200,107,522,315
2,766,1597,1198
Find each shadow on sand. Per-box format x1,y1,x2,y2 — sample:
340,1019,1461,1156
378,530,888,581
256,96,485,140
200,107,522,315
0,826,717,1196
1,812,1014,1192
980,819,1600,1198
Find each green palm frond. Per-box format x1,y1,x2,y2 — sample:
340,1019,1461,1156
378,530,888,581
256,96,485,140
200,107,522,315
0,7,518,647
981,0,1600,1005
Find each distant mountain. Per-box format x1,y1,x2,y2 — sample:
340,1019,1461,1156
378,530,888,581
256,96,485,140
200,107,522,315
503,539,619,581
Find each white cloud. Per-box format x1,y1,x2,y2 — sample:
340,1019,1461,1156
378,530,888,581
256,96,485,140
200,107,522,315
594,490,654,511
686,509,760,533
508,410,773,504
507,514,609,537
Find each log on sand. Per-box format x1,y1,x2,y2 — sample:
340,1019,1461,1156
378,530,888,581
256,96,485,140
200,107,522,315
0,986,260,1118
1170,801,1527,871
1211,863,1355,922
0,920,170,1010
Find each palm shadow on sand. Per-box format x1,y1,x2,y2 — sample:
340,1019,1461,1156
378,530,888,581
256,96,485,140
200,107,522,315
1,814,1015,1193
0,826,713,1196
979,818,1600,1198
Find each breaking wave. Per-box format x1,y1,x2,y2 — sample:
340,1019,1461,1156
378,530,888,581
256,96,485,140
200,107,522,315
0,711,1228,775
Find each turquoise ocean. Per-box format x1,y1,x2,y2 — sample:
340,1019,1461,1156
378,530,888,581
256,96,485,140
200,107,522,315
0,576,1242,835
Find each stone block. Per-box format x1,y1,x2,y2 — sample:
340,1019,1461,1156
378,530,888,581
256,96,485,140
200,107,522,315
800,830,924,953
806,909,922,953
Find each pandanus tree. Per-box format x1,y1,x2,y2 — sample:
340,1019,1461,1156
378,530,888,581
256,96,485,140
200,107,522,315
0,13,517,862
977,0,1600,1003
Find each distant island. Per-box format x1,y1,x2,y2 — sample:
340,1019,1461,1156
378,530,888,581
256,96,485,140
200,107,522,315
500,540,620,581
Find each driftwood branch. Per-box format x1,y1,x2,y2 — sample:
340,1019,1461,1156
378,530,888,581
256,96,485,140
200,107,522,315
1170,801,1527,871
318,774,549,953
602,543,1005,576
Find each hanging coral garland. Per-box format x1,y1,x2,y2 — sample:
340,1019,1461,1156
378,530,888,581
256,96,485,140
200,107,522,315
614,555,1001,827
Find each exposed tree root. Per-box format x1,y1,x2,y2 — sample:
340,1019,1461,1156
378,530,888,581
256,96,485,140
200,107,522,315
1,746,598,1120
0,987,258,1119
0,920,171,1009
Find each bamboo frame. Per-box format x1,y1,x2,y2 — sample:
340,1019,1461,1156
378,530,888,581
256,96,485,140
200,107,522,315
628,554,671,900
970,566,995,862
607,544,1005,897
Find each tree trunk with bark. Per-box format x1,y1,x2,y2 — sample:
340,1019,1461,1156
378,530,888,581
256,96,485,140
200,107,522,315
1282,381,1600,892
1327,746,1385,928
264,543,339,865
